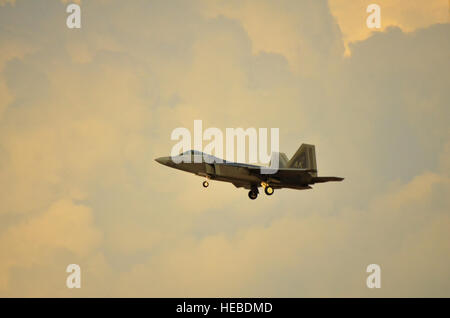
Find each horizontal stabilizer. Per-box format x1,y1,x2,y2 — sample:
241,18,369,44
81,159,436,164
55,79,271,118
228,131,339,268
311,176,344,183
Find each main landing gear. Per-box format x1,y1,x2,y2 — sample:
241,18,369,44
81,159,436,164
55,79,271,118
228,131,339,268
248,183,275,200
264,186,274,195
248,188,258,200
261,182,274,196
202,180,209,188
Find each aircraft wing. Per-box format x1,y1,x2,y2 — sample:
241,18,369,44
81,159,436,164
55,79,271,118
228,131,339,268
246,167,316,179
213,163,343,188
246,166,343,184
310,176,344,183
247,167,316,174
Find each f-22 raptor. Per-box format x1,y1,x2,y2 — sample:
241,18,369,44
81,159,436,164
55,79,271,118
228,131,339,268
155,144,344,200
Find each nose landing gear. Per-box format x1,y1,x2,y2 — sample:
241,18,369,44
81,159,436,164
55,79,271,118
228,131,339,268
202,180,209,188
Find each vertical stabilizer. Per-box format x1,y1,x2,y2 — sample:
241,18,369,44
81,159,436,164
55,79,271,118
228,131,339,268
287,144,317,176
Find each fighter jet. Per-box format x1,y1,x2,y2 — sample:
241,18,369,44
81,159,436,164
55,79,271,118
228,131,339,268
155,144,344,200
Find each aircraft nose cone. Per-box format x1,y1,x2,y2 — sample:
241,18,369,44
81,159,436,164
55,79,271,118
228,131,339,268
155,156,170,166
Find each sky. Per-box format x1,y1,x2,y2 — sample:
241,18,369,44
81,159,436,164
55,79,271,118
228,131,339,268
0,0,449,297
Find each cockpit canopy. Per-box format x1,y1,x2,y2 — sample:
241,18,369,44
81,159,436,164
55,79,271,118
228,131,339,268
180,150,204,156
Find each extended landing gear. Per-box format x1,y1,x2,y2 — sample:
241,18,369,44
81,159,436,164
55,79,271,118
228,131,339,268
264,186,274,195
248,183,274,200
261,182,274,196
202,180,209,188
248,189,258,200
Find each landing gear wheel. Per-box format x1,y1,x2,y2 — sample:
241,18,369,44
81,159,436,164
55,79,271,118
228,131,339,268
203,181,209,188
248,190,258,200
264,186,274,195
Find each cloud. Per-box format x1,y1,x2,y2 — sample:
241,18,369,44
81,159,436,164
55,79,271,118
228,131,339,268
0,0,448,296
0,0,15,6
0,199,102,292
96,171,450,297
328,0,449,55
202,0,344,74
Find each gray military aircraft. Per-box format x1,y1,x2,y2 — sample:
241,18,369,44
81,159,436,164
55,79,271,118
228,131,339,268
155,144,344,199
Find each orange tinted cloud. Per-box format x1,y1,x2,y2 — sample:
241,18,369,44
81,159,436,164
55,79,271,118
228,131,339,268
0,0,448,297
328,0,449,54
0,199,101,291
